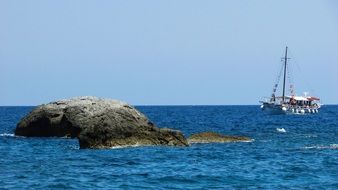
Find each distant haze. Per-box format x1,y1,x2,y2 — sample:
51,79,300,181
1,0,337,105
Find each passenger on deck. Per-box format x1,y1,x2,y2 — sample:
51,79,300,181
290,98,296,106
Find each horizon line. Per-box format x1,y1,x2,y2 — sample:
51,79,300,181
0,104,337,107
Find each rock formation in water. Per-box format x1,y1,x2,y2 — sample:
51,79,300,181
187,132,252,144
15,96,188,148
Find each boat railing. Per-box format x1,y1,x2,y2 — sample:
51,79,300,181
283,103,320,109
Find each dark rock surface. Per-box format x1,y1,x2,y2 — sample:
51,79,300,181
15,96,188,148
187,132,252,144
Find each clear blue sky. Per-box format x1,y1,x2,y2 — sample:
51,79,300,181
1,0,337,105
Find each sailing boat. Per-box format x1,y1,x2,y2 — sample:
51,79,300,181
260,46,321,114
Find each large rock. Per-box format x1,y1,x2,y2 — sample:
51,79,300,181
15,96,188,148
187,132,252,144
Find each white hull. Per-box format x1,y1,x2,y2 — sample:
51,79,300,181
261,103,320,115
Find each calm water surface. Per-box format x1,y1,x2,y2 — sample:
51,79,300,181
0,106,337,189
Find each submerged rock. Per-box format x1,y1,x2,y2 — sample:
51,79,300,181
187,132,252,144
15,96,188,148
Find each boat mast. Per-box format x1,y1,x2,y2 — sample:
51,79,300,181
282,46,288,103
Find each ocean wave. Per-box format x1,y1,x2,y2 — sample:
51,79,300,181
276,128,286,133
242,139,255,143
0,133,15,137
110,143,145,149
64,145,80,150
304,134,318,138
302,144,338,150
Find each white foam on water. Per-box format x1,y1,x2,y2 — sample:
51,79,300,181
304,134,318,138
303,144,338,150
0,133,15,137
276,128,286,133
241,139,255,143
110,143,144,149
259,139,272,143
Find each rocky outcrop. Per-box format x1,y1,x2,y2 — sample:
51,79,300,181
15,96,188,148
187,132,252,144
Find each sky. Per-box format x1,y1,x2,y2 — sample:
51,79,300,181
1,0,338,105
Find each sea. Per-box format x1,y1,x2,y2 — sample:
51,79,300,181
0,106,337,189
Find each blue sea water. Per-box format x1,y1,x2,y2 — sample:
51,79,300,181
0,106,337,189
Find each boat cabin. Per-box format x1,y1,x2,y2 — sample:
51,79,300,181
287,96,320,108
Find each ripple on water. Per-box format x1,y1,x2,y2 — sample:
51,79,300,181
0,106,337,189
0,133,15,137
302,144,338,150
